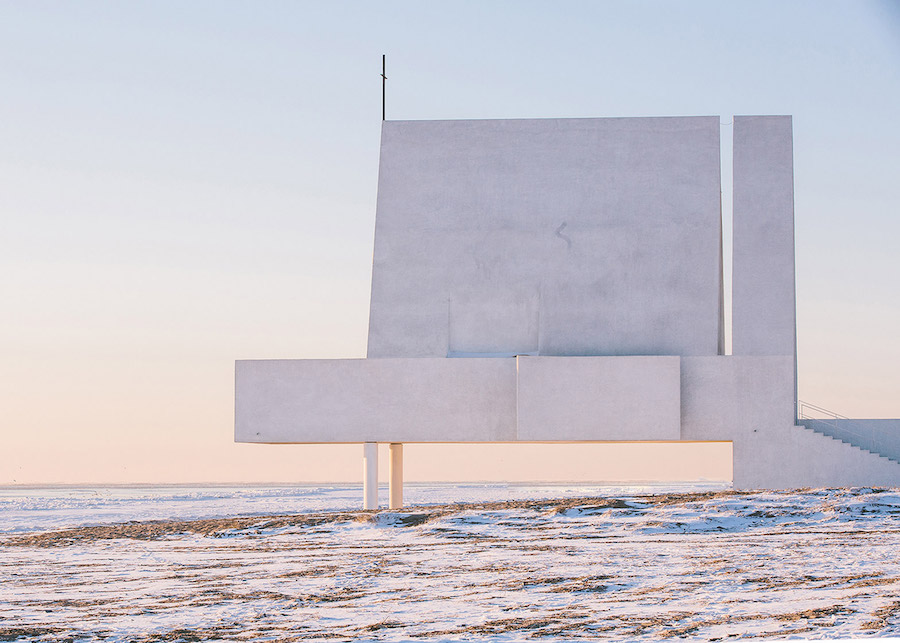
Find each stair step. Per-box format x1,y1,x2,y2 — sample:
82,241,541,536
798,422,900,465
798,405,900,465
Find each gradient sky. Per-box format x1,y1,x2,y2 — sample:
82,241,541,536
1,1,898,485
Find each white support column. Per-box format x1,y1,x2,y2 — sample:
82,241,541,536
363,442,378,510
389,443,403,509
733,116,796,421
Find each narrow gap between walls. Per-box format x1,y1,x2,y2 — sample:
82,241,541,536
721,118,734,356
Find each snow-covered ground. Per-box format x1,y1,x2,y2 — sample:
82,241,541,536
2,485,900,642
0,482,726,534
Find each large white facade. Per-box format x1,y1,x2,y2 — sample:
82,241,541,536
235,115,900,495
368,117,723,359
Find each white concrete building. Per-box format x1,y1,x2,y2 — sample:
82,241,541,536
235,115,900,507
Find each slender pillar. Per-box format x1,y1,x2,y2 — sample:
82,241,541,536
363,442,378,510
732,115,797,419
389,443,403,509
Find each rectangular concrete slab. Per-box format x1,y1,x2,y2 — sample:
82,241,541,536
732,115,796,358
235,358,516,443
368,117,724,359
516,356,681,441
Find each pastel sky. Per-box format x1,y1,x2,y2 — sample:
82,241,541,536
1,1,898,485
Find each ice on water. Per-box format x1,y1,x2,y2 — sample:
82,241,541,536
0,482,724,534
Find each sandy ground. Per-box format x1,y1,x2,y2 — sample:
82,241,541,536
2,488,900,641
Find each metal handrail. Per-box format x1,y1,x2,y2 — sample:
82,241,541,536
798,400,850,421
798,400,881,456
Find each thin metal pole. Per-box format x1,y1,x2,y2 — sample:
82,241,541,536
381,54,386,121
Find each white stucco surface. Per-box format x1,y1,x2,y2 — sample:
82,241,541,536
681,356,900,488
367,117,724,359
235,358,516,443
732,116,796,359
237,356,684,443
234,114,899,490
799,419,900,463
516,356,680,441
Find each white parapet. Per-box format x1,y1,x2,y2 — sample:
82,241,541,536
236,355,683,443
516,356,681,441
235,358,517,443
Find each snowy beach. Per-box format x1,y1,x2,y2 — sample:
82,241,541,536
2,485,900,641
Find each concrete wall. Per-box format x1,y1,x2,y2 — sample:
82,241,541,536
681,356,900,488
234,114,900,489
235,358,517,443
236,354,900,486
368,117,724,359
238,356,683,443
800,418,900,464
517,356,680,441
732,116,796,359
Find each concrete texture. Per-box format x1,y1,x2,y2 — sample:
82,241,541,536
237,355,681,443
681,356,900,488
799,419,900,464
732,116,796,360
235,358,516,443
368,117,724,359
778,424,900,487
389,443,403,508
235,114,900,491
516,356,680,441
363,442,377,510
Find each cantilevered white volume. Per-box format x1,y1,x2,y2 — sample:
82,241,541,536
235,116,900,506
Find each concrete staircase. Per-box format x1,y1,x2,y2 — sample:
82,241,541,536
802,421,900,465
798,402,900,465
776,421,900,488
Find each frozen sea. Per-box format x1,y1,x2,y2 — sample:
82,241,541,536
2,483,900,642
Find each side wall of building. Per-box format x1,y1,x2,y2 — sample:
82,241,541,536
516,356,680,441
236,356,681,443
368,117,723,359
235,358,518,443
732,115,796,361
681,356,900,488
